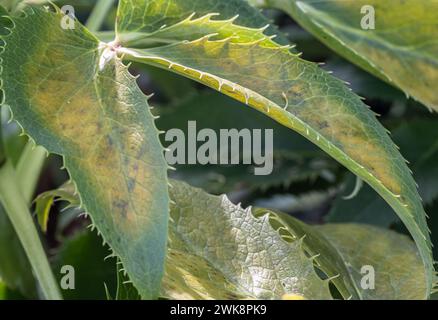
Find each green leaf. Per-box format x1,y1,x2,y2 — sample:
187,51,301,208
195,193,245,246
36,180,332,300
116,0,433,296
164,180,331,300
317,224,428,300
254,210,358,299
256,0,438,111
0,206,37,298
259,212,429,299
1,7,169,299
34,182,79,232
116,0,290,46
52,230,118,300
42,180,428,300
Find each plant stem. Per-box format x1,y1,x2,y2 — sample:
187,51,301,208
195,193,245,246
85,0,116,32
0,108,5,167
17,143,47,204
0,161,62,300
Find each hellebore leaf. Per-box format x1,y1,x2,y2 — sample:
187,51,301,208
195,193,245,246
1,7,169,299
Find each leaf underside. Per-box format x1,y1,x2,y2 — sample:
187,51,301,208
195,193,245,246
115,0,433,297
1,7,169,299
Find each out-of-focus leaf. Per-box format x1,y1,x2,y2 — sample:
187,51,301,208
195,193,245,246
116,0,433,295
156,91,334,193
327,174,397,227
0,206,37,298
324,58,405,103
0,279,25,300
52,230,118,300
317,224,428,300
257,0,438,111
1,7,169,299
394,120,438,204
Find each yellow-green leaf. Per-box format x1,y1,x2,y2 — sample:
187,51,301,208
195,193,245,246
0,7,169,299
317,224,428,300
254,0,438,111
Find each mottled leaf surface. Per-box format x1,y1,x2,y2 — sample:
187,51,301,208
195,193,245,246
39,180,428,300
35,180,332,300
259,211,359,299
257,0,438,111
116,0,433,296
1,7,169,298
164,180,331,300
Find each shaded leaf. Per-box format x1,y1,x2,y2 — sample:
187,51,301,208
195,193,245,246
327,174,397,228
52,230,118,300
38,181,430,300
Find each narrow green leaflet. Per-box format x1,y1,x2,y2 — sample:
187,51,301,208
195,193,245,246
115,0,433,296
34,182,79,232
0,7,169,299
253,0,438,111
317,224,427,300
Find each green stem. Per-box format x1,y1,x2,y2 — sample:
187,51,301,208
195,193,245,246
0,161,62,300
17,143,47,204
0,108,5,166
85,0,116,32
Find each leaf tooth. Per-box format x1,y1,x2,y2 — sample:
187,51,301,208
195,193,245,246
326,274,340,282
309,253,321,261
